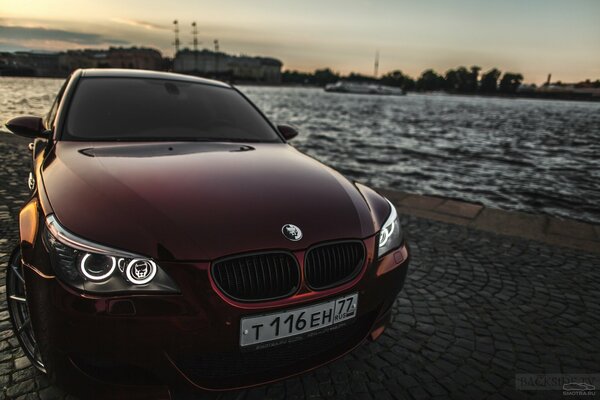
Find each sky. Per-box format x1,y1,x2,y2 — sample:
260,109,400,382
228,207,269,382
1,0,599,84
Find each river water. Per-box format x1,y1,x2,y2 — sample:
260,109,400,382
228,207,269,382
2,77,599,224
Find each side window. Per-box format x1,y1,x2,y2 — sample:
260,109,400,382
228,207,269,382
45,81,68,130
45,96,59,129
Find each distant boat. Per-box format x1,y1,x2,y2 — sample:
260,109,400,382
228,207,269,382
324,81,406,96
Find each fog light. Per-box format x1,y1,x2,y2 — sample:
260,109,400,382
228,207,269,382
125,259,157,285
376,244,409,276
370,325,386,341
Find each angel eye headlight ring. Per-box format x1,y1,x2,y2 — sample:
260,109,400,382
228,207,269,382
125,259,158,285
80,253,116,281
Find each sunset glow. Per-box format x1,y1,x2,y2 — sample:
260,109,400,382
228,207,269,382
2,0,599,83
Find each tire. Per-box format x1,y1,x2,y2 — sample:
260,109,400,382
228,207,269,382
6,245,47,373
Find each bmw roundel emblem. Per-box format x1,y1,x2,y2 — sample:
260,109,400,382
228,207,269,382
282,224,303,241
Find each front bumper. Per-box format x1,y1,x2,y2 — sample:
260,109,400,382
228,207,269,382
24,238,409,397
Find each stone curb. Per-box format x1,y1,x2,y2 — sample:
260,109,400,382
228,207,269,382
378,189,600,255
1,132,600,399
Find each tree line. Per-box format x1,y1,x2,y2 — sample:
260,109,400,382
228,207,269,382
282,66,525,94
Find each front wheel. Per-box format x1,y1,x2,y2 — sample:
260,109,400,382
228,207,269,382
6,245,47,373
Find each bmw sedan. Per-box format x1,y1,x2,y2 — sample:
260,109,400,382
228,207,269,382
5,69,409,398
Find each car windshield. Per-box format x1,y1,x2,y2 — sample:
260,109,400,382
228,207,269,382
63,77,281,143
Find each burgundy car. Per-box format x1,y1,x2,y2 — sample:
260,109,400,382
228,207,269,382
5,69,409,399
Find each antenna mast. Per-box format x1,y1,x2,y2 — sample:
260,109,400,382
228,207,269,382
173,20,180,55
214,39,220,78
192,22,198,72
191,22,198,52
374,50,379,78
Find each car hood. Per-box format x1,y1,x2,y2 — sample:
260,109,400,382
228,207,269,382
41,142,381,260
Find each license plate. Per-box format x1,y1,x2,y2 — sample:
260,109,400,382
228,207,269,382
240,293,358,348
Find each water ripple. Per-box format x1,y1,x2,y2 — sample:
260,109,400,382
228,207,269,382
1,78,599,224
241,86,600,224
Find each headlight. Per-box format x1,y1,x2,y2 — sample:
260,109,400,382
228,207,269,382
43,214,179,294
378,199,403,257
80,253,116,281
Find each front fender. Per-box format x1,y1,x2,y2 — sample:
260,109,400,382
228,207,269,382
354,183,391,231
19,198,53,276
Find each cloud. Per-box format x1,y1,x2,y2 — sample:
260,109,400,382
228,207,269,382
111,18,168,31
0,24,128,46
0,41,33,52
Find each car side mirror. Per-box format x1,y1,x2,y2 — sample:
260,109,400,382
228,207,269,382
277,124,299,141
5,116,49,139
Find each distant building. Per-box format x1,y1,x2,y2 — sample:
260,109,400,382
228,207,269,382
58,49,107,73
58,47,162,75
1,47,283,83
537,83,600,97
516,83,537,93
174,49,282,84
0,52,61,77
106,47,163,70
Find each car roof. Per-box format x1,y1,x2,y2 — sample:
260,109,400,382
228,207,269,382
79,68,231,88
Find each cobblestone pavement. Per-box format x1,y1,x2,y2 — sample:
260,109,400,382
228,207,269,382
1,135,599,399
